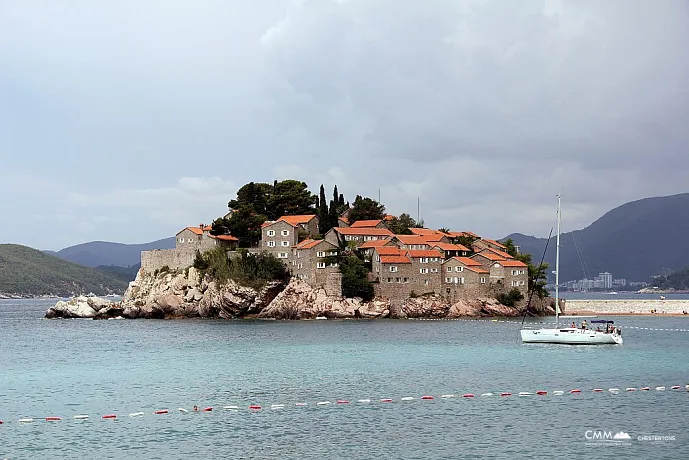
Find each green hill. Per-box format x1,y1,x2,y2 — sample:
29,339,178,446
0,244,129,297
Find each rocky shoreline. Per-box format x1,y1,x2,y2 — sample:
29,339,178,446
45,268,554,320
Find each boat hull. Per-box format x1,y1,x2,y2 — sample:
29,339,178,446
520,328,622,345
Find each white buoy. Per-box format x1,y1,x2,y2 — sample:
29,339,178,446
656,386,666,391
129,412,144,417
608,388,620,394
271,404,284,409
400,397,414,401
518,392,532,396
178,408,188,413
316,401,330,406
440,394,455,398
223,406,239,410
73,415,89,420
357,399,371,403
18,418,34,423
480,393,494,397
552,391,564,396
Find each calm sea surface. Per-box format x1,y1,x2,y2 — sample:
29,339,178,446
1,298,688,459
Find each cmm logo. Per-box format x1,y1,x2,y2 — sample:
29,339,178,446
585,430,613,441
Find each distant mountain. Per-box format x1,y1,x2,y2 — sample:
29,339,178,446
47,237,175,268
503,193,689,282
0,244,129,297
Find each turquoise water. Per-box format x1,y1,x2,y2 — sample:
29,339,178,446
1,299,688,459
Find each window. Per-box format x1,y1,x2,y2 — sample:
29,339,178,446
403,277,409,283
520,281,525,286
317,251,325,257
424,279,429,285
455,266,463,272
317,262,326,269
298,263,303,269
267,230,275,237
396,277,401,283
389,266,398,273
187,238,193,243
267,241,276,247
445,277,452,283
420,258,428,264
420,268,429,274
387,277,392,283
431,268,438,273
178,238,183,243
446,267,452,272
278,252,288,259
292,261,297,266
480,277,486,284
329,251,338,256
281,241,290,247
330,263,338,268
281,230,289,236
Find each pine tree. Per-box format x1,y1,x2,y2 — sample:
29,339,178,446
318,184,330,234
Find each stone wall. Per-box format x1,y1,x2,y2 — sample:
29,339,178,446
324,272,343,297
141,249,197,273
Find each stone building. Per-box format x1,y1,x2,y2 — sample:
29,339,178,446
430,242,471,259
472,238,508,253
358,239,398,262
373,254,415,304
442,257,491,303
324,227,394,248
406,249,443,296
489,259,528,294
291,238,339,287
393,235,435,251
261,215,319,262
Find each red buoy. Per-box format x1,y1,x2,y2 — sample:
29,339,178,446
421,395,434,400
45,417,61,421
249,405,262,410
500,392,511,397
380,398,393,403
202,407,212,412
102,414,117,419
462,393,475,398
570,389,581,394
593,389,603,392
641,387,650,391
336,400,349,404
536,391,547,395
154,410,168,415
671,385,681,390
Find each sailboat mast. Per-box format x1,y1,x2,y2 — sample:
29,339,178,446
555,194,561,326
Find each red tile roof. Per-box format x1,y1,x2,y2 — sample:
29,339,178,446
334,228,394,236
419,234,447,243
278,215,317,226
261,221,275,228
295,238,331,250
472,252,507,261
394,235,430,245
350,219,383,228
359,240,391,249
483,247,514,259
210,234,238,242
409,228,443,236
374,247,405,256
184,227,203,235
465,266,490,274
446,256,483,266
406,249,443,258
496,260,528,267
431,243,470,252
380,255,412,264
482,238,507,249
447,231,479,238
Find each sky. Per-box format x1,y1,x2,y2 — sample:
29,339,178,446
2,0,688,250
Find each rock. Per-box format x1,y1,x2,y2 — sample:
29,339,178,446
402,295,450,318
45,296,107,318
154,294,184,315
93,304,125,320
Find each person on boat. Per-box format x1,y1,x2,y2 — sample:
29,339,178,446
581,320,587,330
571,321,576,329
193,405,198,412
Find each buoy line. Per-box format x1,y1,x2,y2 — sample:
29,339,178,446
2,383,686,426
414,317,689,332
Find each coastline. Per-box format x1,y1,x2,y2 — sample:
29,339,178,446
563,299,689,316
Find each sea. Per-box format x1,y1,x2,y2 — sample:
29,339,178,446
1,298,688,460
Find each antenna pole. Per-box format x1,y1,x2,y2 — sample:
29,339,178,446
417,197,420,224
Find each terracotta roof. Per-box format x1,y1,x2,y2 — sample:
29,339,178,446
419,234,447,243
183,227,203,235
472,252,506,261
278,215,317,226
294,238,316,249
359,240,391,249
496,259,528,267
334,227,394,236
295,238,332,250
483,247,514,259
380,255,412,264
261,221,275,228
482,238,507,249
394,235,430,245
406,249,443,258
431,243,470,252
409,228,442,236
350,219,383,228
447,231,479,238
374,247,405,256
446,256,483,266
210,234,238,241
465,266,490,274
338,216,349,223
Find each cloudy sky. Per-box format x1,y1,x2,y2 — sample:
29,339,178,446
2,0,688,250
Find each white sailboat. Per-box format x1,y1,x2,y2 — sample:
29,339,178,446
520,195,623,345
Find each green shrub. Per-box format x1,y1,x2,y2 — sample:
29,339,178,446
497,288,525,307
339,255,374,301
